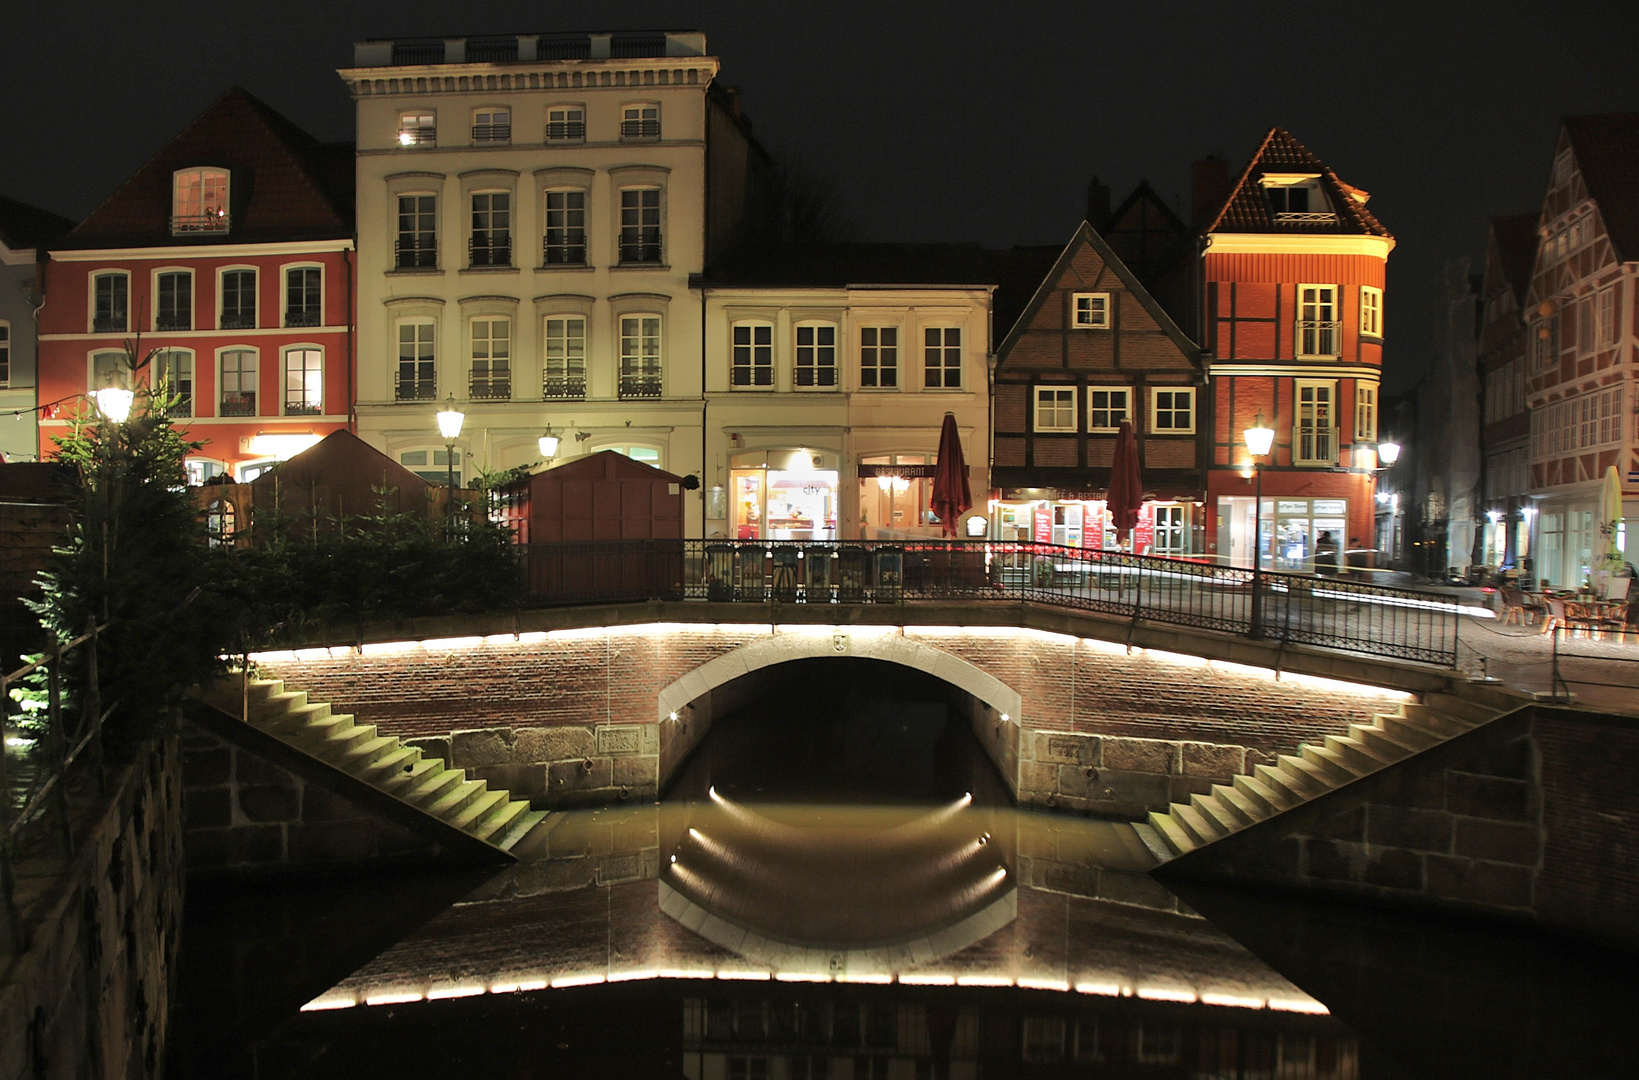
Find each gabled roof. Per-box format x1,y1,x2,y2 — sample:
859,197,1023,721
1563,113,1639,262
1103,181,1192,282
701,243,996,289
61,87,353,249
0,194,74,251
1488,214,1538,308
989,245,1062,348
993,221,1202,365
1205,127,1390,238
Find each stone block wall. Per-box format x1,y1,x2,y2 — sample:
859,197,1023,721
181,721,440,875
1017,730,1265,818
1,734,182,1080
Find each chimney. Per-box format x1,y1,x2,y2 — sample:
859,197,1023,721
719,85,742,119
1086,176,1112,231
1191,156,1231,229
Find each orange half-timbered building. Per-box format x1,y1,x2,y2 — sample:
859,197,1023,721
1201,129,1394,572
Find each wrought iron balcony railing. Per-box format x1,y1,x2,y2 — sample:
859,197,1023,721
284,400,322,417
537,35,591,59
155,314,191,332
285,310,322,328
219,313,256,330
611,35,667,58
619,374,663,399
618,240,662,265
1295,320,1342,358
170,212,230,235
542,374,586,400
465,38,518,63
545,121,586,142
391,42,445,65
395,239,438,270
620,119,661,140
471,123,511,143
469,376,512,400
219,393,256,417
469,237,512,268
542,237,587,266
396,379,437,402
92,316,127,334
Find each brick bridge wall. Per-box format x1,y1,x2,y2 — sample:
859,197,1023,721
253,617,1413,817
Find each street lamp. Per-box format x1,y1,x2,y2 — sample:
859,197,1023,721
1376,440,1401,467
90,387,134,424
538,425,560,460
1242,413,1275,637
436,395,465,533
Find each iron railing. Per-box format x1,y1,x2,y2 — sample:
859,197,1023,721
465,38,518,63
545,120,586,142
618,374,663,399
2,622,107,952
542,374,586,400
395,239,437,269
516,540,1464,667
285,309,322,328
469,236,512,268
469,375,512,400
471,122,511,143
219,393,256,417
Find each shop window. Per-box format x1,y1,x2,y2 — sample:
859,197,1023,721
733,459,838,541
794,323,837,388
1035,387,1076,432
1088,386,1129,432
731,322,773,387
860,326,898,388
185,459,227,487
1152,504,1188,554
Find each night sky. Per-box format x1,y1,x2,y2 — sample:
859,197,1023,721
6,0,1636,393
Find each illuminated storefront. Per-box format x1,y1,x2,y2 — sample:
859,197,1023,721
1217,496,1348,572
993,495,1200,555
729,448,838,541
858,455,941,539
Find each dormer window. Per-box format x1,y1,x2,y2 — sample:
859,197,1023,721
172,168,230,235
1261,175,1335,223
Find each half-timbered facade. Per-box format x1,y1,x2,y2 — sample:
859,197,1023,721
37,89,355,480
1477,215,1537,571
991,222,1204,551
1201,129,1394,572
1523,114,1639,586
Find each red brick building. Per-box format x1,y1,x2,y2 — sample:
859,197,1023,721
1201,129,1394,572
37,88,355,481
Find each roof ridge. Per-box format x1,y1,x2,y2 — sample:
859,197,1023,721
1205,126,1390,238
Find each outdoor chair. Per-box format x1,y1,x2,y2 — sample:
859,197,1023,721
1499,587,1532,626
1540,597,1568,636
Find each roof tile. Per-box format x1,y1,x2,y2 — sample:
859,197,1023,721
1205,128,1390,238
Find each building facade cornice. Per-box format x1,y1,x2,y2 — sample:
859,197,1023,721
49,239,354,262
1208,362,1382,380
1204,234,1395,258
338,57,720,99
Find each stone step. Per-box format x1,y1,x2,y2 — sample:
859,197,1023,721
1210,782,1262,826
242,678,285,705
1372,713,1443,749
470,799,531,843
1171,801,1225,846
492,808,551,851
301,722,376,759
379,756,444,795
1256,762,1320,803
330,735,400,771
1351,723,1426,759
1191,792,1243,835
277,712,352,742
1300,744,1364,784
272,701,332,729
1422,692,1498,725
449,789,512,831
1146,811,1196,857
357,745,423,783
427,779,489,821
1276,753,1336,793
406,767,466,807
1323,734,1393,773
250,690,307,721
1453,681,1520,711
1233,772,1295,816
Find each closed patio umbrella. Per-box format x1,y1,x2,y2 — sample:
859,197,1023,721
930,412,972,537
1597,464,1625,575
1107,419,1143,548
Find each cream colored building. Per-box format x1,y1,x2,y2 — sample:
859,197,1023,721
701,248,994,541
339,31,763,536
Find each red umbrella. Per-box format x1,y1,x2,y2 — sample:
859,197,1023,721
1107,419,1143,545
931,412,972,537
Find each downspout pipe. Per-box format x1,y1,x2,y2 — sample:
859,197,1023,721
344,239,356,434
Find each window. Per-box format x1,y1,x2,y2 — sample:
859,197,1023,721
155,349,193,417
1297,285,1339,357
1261,177,1334,221
542,316,586,398
1360,285,1383,338
1577,296,1595,356
469,317,511,400
472,107,510,143
156,271,192,331
860,326,898,388
92,351,129,390
1151,387,1195,433
282,348,323,415
0,322,7,386
619,315,662,398
1035,387,1076,432
795,323,837,388
283,267,322,327
543,190,587,265
621,103,660,140
397,194,438,269
219,349,257,416
731,322,773,388
470,192,511,267
172,167,229,234
1073,292,1110,329
1088,386,1130,431
398,111,436,146
923,327,961,388
1295,380,1336,464
1356,383,1378,443
603,444,663,467
93,272,128,333
1597,288,1617,347
185,459,226,487
397,321,436,400
619,188,662,263
1153,504,1188,554
205,499,236,547
546,104,585,142
220,269,257,330
399,448,461,486
1531,317,1558,373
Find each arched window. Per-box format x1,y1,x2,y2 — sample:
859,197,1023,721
619,315,662,398
468,318,511,400
283,347,323,415
155,349,194,417
205,499,236,547
219,349,258,416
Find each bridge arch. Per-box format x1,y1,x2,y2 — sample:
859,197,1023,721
655,627,1023,725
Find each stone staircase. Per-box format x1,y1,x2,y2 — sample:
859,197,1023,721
202,676,547,854
1146,691,1507,859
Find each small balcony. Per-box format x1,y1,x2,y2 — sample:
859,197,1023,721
397,126,437,147
170,212,230,235
465,37,518,63
396,379,437,402
618,241,662,265
619,374,662,399
542,374,586,400
92,316,127,334
219,393,257,417
219,313,257,331
469,236,512,268
285,309,322,328
542,237,587,266
469,374,512,400
545,120,586,142
1274,211,1340,224
155,314,191,332
471,122,511,143
1295,320,1342,358
1293,427,1338,467
620,119,661,140
611,34,667,58
395,240,438,270
391,41,445,65
164,397,193,419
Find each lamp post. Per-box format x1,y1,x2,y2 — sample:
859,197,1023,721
1243,413,1275,637
436,395,465,535
1371,439,1401,569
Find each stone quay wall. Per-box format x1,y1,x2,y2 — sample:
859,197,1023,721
252,618,1412,817
1,733,183,1080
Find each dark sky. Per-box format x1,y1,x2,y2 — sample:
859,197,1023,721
6,1,1637,393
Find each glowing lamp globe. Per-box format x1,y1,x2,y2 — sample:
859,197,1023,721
1242,415,1275,458
1377,440,1401,466
91,387,134,424
538,431,560,458
436,396,465,441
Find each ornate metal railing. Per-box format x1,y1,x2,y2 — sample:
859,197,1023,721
517,540,1463,667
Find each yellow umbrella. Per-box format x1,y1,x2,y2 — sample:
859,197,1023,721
1597,464,1624,574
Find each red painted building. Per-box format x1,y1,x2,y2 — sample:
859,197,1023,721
1200,129,1394,572
37,88,354,480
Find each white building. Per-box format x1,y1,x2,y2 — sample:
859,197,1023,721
338,31,764,536
700,246,994,541
0,196,73,462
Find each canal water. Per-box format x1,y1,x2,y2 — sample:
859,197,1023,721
170,660,1633,1079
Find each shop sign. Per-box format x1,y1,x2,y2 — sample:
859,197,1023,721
1134,503,1154,552
1033,503,1052,543
1277,500,1310,514
1313,499,1347,515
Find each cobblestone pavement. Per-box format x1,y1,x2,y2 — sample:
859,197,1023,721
1454,613,1639,715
